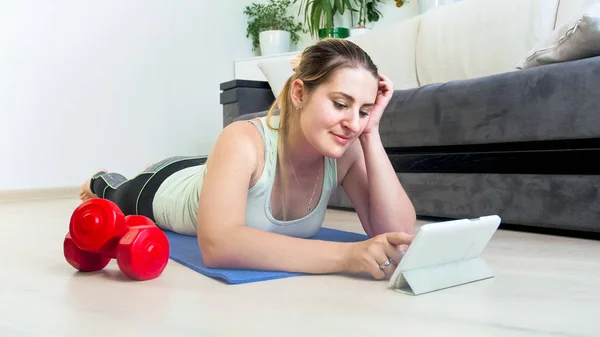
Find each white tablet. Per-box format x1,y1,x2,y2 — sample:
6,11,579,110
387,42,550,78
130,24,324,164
388,215,502,295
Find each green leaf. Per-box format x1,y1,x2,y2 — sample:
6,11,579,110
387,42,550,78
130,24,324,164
335,0,344,14
323,0,332,28
342,0,355,12
310,0,322,36
305,0,314,33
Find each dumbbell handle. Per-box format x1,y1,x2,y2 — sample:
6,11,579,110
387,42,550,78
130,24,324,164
88,237,121,258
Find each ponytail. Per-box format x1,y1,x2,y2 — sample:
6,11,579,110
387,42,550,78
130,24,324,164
266,75,295,220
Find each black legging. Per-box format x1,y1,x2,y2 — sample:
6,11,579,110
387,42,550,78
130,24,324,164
89,156,207,222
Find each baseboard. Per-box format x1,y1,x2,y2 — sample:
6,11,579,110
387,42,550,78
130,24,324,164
0,186,80,203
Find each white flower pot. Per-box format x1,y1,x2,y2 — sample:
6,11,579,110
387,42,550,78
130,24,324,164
259,30,291,56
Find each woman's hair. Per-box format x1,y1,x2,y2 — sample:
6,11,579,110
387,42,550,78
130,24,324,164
265,38,378,220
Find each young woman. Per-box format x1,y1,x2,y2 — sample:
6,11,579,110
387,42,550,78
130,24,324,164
80,38,416,280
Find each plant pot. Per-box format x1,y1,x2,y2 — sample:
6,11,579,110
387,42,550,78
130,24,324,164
259,30,291,56
318,27,350,39
350,27,371,37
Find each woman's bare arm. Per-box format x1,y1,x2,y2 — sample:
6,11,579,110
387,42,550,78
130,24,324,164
339,137,416,238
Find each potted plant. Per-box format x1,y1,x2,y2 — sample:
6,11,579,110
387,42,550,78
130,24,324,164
292,0,355,39
350,0,407,36
244,0,305,56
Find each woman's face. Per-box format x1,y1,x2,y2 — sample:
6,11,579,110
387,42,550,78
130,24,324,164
295,67,379,159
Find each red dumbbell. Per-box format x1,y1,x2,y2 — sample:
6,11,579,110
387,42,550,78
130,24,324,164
63,199,169,280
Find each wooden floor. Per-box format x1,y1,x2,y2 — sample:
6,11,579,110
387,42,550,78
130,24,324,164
1,197,599,337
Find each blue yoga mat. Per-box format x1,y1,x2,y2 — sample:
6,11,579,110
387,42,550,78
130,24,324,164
163,228,369,284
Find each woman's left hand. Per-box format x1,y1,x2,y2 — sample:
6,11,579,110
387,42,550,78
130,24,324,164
362,73,394,135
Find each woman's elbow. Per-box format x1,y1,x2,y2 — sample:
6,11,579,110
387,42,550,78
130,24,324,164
196,228,243,269
403,206,417,235
407,216,417,235
197,237,229,268
196,228,228,268
202,251,227,269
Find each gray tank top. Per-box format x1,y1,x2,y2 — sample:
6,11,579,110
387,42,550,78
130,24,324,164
152,115,338,238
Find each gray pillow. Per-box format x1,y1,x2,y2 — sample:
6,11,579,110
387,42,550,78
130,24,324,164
519,3,600,69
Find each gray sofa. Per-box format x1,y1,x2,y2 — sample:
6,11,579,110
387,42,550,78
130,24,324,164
220,55,600,236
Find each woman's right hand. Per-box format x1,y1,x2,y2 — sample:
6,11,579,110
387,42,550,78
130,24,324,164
344,232,414,279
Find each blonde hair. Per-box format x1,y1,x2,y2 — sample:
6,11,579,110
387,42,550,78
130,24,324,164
264,38,378,220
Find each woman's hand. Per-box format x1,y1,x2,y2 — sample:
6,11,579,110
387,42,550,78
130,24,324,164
344,232,413,279
362,73,394,135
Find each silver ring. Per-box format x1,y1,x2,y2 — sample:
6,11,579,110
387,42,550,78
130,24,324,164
379,258,393,270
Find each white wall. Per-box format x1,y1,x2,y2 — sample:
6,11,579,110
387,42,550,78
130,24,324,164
0,0,257,190
417,0,463,14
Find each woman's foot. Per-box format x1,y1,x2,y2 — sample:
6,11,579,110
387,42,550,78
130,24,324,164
79,169,107,201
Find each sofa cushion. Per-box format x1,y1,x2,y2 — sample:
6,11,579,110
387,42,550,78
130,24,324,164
555,0,600,27
347,16,421,90
416,0,559,85
520,3,600,69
